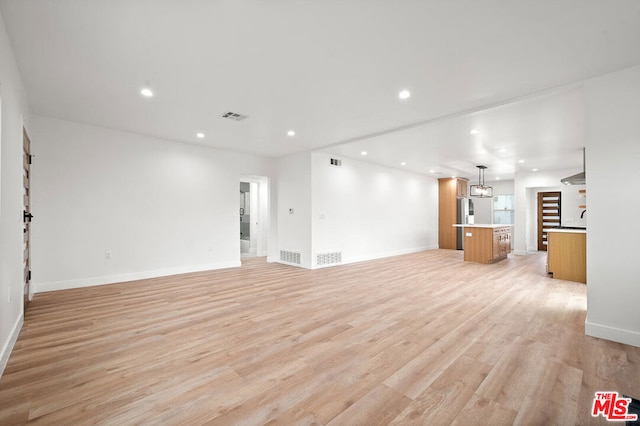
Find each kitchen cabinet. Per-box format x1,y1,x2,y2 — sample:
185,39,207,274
457,179,468,198
438,177,468,250
459,225,511,264
492,227,510,260
547,230,586,283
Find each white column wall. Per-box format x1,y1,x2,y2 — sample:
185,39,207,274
276,152,313,268
584,65,640,347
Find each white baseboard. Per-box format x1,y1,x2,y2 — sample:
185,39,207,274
1,313,24,378
313,245,438,270
585,321,640,348
32,261,241,293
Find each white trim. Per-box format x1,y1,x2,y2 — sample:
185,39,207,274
585,320,640,348
313,245,438,270
1,313,24,378
276,260,307,269
32,261,241,293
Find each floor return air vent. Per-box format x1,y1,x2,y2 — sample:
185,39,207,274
316,251,342,266
280,250,301,265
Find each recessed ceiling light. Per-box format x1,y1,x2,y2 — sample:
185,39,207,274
496,177,501,180
398,90,411,100
287,130,295,137
499,147,507,153
518,159,525,163
401,162,407,166
196,132,205,139
429,170,435,173
361,151,368,156
532,168,539,172
140,87,154,98
470,129,480,135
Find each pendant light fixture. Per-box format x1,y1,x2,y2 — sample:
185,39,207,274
470,165,493,198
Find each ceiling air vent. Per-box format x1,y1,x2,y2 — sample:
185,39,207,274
330,158,342,166
221,111,248,121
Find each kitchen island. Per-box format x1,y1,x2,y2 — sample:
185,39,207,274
547,228,586,283
453,224,512,264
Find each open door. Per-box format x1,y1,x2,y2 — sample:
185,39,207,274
239,176,269,259
23,128,33,309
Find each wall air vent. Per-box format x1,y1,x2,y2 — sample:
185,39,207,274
221,111,248,121
330,158,342,166
280,250,301,265
316,251,342,266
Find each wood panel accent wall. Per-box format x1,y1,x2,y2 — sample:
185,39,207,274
438,178,467,250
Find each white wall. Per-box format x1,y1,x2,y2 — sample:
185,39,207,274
584,65,640,347
519,182,587,253
471,180,515,225
29,116,276,292
513,168,585,255
311,152,438,267
0,10,30,375
276,152,312,268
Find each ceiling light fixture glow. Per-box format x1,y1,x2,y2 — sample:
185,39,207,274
287,130,295,137
398,90,411,100
470,129,480,135
532,168,539,172
400,162,407,166
518,159,525,163
361,151,368,156
196,132,205,139
140,87,154,97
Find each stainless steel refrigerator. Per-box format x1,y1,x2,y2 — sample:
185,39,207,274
456,198,474,250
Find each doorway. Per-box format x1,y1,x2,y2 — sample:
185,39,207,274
537,191,561,251
23,128,33,309
239,176,269,258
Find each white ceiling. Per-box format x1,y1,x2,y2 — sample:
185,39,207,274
2,0,639,180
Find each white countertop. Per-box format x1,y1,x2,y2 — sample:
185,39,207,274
546,228,586,234
452,224,514,228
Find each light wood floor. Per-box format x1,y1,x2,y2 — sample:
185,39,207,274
1,250,639,425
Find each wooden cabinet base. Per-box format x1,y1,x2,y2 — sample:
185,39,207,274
547,232,586,283
463,226,511,264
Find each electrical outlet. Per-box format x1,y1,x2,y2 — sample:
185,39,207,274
105,251,112,260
